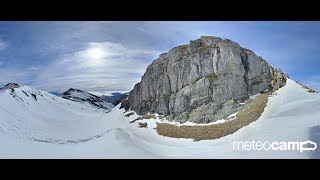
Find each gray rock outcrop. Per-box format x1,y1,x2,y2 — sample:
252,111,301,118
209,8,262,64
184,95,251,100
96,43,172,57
121,36,285,123
270,69,287,91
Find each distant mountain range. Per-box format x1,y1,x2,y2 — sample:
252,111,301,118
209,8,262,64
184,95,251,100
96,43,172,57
49,90,127,106
60,88,114,110
89,91,128,106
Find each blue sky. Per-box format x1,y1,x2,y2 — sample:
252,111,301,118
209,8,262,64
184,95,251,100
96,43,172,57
0,21,319,92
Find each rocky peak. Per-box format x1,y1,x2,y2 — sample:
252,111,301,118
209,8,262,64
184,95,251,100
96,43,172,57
1,83,23,90
61,88,114,110
121,36,286,123
61,88,100,100
63,88,85,94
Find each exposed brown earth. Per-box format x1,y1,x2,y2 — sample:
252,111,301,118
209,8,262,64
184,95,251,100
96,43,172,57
156,91,273,141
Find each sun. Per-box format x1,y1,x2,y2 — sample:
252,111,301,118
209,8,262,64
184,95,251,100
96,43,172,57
86,47,106,59
83,46,107,67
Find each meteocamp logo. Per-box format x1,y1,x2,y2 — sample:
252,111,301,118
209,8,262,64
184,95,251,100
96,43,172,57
233,140,317,153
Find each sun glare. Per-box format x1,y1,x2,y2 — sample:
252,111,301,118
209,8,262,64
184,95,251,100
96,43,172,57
83,46,107,67
86,47,106,59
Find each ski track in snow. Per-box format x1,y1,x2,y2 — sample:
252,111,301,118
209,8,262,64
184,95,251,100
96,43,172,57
32,131,108,144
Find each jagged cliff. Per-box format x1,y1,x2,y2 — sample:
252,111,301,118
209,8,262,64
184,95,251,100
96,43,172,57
121,36,286,123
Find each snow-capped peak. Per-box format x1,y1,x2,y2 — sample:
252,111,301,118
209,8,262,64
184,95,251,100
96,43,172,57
0,83,56,103
61,88,114,110
0,83,24,90
0,82,115,148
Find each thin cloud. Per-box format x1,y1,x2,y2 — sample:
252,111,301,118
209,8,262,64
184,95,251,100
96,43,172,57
0,39,7,51
0,67,36,86
32,41,161,92
29,66,40,71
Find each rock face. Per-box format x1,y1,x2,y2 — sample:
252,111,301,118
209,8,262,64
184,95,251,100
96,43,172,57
121,36,285,123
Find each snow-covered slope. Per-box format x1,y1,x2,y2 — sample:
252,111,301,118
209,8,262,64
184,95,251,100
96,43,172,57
0,79,319,158
61,88,114,110
0,83,114,143
124,78,320,158
0,83,154,158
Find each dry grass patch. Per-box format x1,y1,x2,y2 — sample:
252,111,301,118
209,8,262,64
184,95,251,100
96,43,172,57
156,91,272,141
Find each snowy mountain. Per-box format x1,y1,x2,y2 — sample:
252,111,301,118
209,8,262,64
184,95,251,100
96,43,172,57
88,91,128,105
0,83,113,147
0,79,319,158
60,88,114,110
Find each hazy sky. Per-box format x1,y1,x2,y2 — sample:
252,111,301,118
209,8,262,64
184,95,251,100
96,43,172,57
0,21,319,92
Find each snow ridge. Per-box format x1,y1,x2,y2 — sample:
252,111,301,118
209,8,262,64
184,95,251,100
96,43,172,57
61,88,114,110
